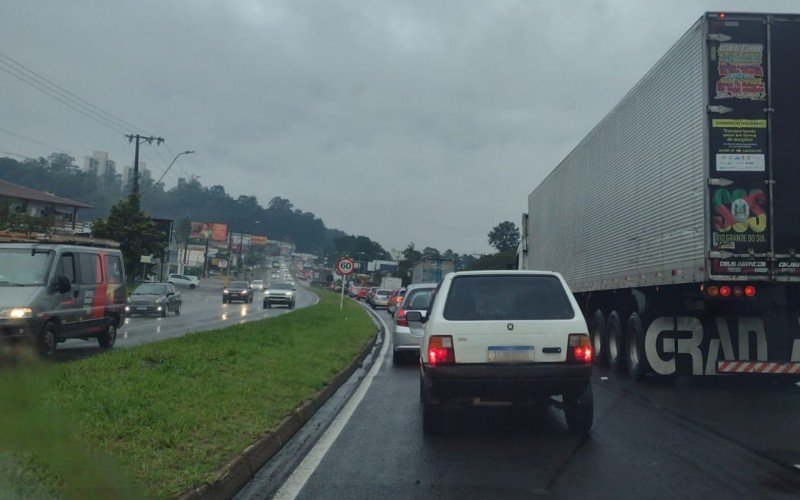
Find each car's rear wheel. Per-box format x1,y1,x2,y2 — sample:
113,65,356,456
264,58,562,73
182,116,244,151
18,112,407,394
607,310,626,373
590,309,608,366
626,312,649,381
97,322,117,348
564,384,593,436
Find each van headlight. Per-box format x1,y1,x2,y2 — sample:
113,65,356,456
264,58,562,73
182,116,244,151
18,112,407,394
0,307,32,319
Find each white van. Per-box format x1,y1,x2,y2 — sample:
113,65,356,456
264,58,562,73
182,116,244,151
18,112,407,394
0,235,127,358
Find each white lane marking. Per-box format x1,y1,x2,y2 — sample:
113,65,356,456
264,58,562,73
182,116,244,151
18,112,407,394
273,308,390,499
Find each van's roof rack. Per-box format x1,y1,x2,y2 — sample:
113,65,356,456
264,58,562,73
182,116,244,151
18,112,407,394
0,231,120,249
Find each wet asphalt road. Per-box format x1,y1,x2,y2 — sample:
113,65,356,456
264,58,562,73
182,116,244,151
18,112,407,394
239,307,800,500
55,277,316,362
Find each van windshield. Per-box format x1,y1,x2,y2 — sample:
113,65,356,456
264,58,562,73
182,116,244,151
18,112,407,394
0,248,54,286
443,275,575,321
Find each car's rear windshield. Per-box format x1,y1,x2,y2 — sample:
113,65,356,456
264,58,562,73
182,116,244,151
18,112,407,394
404,288,434,310
443,275,574,321
376,290,390,296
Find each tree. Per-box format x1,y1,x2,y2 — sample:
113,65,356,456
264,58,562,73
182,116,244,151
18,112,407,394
91,196,168,279
422,247,441,259
488,221,520,254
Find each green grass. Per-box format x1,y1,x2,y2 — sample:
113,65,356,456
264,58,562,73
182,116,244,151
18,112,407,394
0,290,376,498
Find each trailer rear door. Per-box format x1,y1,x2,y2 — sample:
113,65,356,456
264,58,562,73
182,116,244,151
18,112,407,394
706,15,771,279
768,17,800,279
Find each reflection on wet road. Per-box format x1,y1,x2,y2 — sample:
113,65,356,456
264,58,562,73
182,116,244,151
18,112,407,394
56,279,316,362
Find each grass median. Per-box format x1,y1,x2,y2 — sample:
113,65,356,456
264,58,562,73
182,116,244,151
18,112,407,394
0,290,376,498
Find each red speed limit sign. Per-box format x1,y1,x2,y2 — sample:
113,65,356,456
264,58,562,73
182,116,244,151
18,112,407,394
337,258,356,275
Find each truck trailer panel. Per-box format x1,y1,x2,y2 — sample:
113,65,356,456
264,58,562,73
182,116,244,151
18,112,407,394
526,17,706,292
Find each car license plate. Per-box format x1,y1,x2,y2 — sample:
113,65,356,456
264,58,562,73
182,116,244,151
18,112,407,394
488,346,534,362
136,306,147,311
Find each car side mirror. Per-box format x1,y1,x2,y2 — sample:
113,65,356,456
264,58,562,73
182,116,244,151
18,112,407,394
405,311,426,323
55,274,71,294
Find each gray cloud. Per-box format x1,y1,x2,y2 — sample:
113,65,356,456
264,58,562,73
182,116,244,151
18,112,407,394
0,0,795,253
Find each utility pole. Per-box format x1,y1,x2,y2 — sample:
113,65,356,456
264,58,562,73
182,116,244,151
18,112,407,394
125,134,164,195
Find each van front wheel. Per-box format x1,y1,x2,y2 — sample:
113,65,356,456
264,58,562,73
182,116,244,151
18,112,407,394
37,321,59,359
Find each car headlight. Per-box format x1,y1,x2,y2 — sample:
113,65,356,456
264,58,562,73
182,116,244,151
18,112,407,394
285,291,293,296
223,289,229,294
0,307,32,319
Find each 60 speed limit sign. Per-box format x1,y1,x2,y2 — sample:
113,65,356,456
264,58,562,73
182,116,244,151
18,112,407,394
337,258,356,275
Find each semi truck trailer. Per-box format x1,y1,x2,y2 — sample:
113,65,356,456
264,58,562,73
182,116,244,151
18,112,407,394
520,12,800,378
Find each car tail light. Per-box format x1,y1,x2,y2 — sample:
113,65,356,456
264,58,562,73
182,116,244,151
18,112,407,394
744,285,756,297
395,308,408,327
719,285,732,297
567,334,592,363
428,335,455,366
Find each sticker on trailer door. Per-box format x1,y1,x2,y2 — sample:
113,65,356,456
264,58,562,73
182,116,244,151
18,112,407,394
715,43,766,100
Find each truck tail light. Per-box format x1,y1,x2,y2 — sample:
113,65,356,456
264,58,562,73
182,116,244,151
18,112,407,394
719,285,731,297
567,334,592,363
744,285,756,297
428,335,455,366
395,309,409,327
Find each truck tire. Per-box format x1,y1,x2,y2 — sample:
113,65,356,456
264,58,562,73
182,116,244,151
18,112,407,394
564,384,593,436
626,312,649,381
607,310,626,373
590,310,608,366
37,321,59,359
97,322,117,349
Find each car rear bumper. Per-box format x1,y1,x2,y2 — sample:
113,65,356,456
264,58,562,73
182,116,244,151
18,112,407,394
392,326,421,351
422,363,591,401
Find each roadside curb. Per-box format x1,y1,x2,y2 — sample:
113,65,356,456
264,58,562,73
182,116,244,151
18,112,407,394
178,294,381,500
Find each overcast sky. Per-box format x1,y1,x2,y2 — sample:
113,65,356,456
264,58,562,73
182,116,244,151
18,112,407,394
0,0,795,254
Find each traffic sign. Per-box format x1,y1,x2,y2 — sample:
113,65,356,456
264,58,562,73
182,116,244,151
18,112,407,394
337,258,355,275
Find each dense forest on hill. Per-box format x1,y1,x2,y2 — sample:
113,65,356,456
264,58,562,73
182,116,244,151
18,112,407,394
0,154,387,259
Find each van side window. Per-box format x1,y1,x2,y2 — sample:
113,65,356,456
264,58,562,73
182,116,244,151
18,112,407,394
105,254,123,284
57,253,76,283
79,253,103,284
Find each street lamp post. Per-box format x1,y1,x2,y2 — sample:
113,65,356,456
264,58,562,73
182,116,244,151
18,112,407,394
140,150,195,195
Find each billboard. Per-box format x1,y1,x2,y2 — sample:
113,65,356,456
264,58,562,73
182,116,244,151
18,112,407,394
250,235,268,245
190,222,228,242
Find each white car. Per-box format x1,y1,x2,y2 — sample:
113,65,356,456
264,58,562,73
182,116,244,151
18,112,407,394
251,279,264,291
167,273,200,289
407,270,592,436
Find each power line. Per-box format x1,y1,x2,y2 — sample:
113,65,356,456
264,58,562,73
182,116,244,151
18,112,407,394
0,145,32,160
0,127,75,157
0,52,150,135
0,60,127,134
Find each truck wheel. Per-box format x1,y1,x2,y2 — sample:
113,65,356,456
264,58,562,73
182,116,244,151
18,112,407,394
607,310,626,373
97,322,117,349
564,384,593,436
37,321,59,359
626,312,649,381
590,310,608,366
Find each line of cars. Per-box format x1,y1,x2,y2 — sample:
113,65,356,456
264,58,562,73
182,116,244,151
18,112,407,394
222,279,296,309
380,271,593,437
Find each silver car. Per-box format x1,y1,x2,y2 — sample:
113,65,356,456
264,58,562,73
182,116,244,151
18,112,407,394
370,289,391,309
391,283,436,365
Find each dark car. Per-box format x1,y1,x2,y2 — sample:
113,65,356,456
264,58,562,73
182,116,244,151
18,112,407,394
126,282,181,317
223,281,253,303
263,282,296,309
